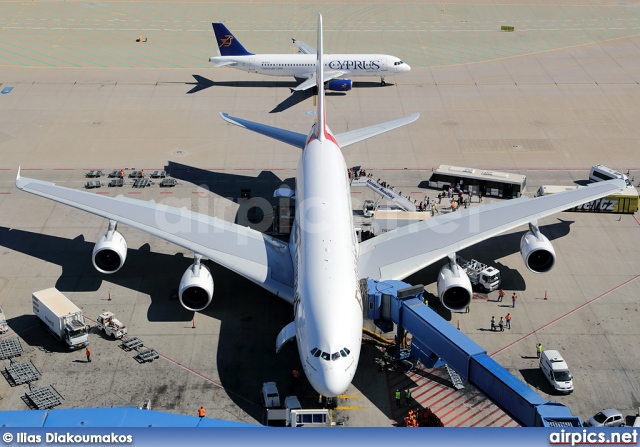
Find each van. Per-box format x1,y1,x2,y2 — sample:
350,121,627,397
589,165,632,188
540,350,573,394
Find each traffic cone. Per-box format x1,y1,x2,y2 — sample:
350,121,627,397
544,290,547,300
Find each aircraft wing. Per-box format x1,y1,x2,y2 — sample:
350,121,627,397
335,113,420,148
220,113,307,149
291,71,347,92
16,171,294,302
358,179,626,280
292,38,315,55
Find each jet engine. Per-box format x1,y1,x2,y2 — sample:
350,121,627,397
520,224,556,273
179,256,214,312
436,260,473,311
326,79,352,92
92,222,127,274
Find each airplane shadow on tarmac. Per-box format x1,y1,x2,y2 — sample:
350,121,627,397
181,75,386,113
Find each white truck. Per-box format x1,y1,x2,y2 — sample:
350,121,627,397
261,381,281,408
456,256,501,292
96,311,128,339
32,288,89,350
261,382,330,427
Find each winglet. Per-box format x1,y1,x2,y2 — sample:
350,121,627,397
15,166,23,190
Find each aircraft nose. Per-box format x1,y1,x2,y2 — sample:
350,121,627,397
404,63,411,72
311,369,351,397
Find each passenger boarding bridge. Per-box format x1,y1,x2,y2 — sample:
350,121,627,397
363,279,582,427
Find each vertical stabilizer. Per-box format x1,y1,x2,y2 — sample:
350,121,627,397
212,23,254,57
315,14,326,141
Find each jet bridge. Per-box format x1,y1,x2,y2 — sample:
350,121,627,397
363,279,582,427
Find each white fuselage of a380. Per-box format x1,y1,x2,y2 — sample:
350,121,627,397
291,128,362,396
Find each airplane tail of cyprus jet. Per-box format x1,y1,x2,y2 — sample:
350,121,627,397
212,23,254,57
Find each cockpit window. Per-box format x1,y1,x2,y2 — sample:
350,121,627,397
313,349,322,358
331,352,340,361
340,349,347,357
394,61,404,66
344,347,350,355
321,351,330,361
310,348,318,355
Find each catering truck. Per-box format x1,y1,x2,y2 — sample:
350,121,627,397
32,288,89,350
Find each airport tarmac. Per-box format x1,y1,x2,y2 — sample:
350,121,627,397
0,0,639,427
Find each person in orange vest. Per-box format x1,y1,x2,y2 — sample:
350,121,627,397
198,406,206,418
140,169,145,178
86,347,91,363
505,313,512,329
119,170,124,179
498,289,505,302
292,369,299,380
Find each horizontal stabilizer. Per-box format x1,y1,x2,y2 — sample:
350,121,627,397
210,59,236,68
292,38,316,55
335,113,420,148
219,113,307,149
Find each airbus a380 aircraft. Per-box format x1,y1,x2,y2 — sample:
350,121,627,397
209,22,411,92
16,15,624,398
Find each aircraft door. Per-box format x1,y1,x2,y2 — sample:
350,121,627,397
380,58,388,72
247,58,256,73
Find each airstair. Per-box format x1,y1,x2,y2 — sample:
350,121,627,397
351,177,416,211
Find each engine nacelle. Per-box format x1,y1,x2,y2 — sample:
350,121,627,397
436,263,473,311
92,230,127,274
326,79,352,92
520,230,556,273
179,261,214,312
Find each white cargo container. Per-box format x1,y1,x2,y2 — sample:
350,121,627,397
32,288,89,350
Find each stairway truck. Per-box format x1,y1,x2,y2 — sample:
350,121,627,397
32,288,89,350
455,256,501,292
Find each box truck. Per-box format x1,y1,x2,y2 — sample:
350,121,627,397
32,288,89,350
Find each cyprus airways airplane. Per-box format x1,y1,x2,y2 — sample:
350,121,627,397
15,15,625,398
209,21,411,92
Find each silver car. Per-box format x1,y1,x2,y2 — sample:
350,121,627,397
584,409,624,427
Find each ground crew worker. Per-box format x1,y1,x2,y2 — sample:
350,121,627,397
119,170,124,179
536,343,542,358
490,316,496,331
498,316,504,332
198,406,206,418
505,313,511,329
405,389,411,406
86,347,91,363
512,293,517,308
292,369,299,380
140,169,145,177
395,389,401,406
498,289,505,302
